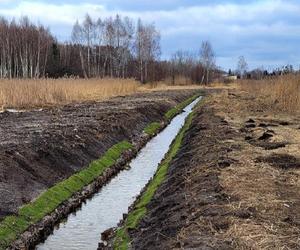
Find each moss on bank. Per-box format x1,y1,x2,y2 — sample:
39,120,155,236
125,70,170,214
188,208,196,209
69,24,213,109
164,93,201,120
0,141,132,249
114,106,197,250
143,122,161,136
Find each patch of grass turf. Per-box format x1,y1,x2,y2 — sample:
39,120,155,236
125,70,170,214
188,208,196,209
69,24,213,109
114,107,196,250
143,92,203,137
164,93,201,120
0,140,132,250
143,122,161,136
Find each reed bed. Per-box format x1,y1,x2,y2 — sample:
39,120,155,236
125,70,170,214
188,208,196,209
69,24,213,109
240,74,300,113
0,78,140,109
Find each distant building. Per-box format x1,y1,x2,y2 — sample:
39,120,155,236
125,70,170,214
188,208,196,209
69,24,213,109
227,75,238,80
223,74,238,83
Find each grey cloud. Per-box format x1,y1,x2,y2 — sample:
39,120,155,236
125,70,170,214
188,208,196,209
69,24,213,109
0,0,299,69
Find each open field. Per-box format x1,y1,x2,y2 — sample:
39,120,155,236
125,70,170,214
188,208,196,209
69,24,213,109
240,75,300,114
1,1,298,249
1,78,299,249
0,78,202,110
0,78,140,109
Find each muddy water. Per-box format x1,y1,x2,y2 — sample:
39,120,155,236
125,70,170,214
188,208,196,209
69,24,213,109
36,97,201,250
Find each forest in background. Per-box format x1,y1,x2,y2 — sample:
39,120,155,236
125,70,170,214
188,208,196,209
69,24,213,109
0,14,220,84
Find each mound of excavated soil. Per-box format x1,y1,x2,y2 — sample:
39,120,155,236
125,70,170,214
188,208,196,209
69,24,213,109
0,90,198,219
129,101,239,249
129,90,300,249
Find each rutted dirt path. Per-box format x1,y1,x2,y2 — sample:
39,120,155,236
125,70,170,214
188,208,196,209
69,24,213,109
128,90,300,249
0,90,198,220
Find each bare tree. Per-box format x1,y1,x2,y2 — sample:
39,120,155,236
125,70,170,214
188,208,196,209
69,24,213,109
115,16,134,78
200,41,215,85
82,14,94,77
71,20,88,78
171,50,197,85
237,56,248,79
135,19,160,83
95,17,104,76
0,14,167,82
0,16,53,78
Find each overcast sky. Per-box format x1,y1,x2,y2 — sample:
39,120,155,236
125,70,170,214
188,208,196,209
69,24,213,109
0,0,299,71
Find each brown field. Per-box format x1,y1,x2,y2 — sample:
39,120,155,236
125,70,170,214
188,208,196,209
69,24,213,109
0,78,140,109
0,78,202,110
239,74,300,113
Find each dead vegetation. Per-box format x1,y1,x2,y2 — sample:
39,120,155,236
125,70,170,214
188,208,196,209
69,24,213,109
0,78,139,109
212,88,300,249
0,78,202,110
239,74,300,114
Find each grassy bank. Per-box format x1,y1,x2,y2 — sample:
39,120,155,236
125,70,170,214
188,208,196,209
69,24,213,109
114,101,200,250
0,141,132,249
143,93,202,136
143,122,161,136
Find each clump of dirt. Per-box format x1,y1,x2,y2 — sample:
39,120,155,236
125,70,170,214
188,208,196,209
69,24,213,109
241,118,289,150
256,154,300,169
253,141,287,150
258,131,274,140
0,89,198,219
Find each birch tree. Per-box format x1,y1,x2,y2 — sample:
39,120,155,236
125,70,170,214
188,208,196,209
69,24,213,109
200,41,215,85
237,56,248,79
135,19,160,83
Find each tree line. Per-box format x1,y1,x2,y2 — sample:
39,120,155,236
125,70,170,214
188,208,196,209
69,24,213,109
0,16,53,78
0,14,220,84
70,14,161,82
230,56,297,80
169,41,218,85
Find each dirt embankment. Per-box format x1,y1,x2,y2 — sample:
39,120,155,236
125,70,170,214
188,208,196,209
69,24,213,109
129,90,300,249
0,90,198,220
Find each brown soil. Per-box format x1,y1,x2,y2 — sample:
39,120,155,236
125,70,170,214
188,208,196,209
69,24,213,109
0,89,198,220
129,89,300,249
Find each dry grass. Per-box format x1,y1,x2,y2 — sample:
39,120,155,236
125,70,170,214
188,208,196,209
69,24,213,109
0,78,140,109
239,75,300,113
0,78,203,110
220,151,300,249
212,89,300,249
163,76,194,86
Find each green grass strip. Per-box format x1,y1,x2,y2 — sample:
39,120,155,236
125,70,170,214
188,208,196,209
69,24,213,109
164,93,202,121
0,140,132,250
143,92,203,136
143,122,161,136
114,105,197,250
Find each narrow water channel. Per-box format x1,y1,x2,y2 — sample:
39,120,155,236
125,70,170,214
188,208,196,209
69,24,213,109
36,97,201,250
